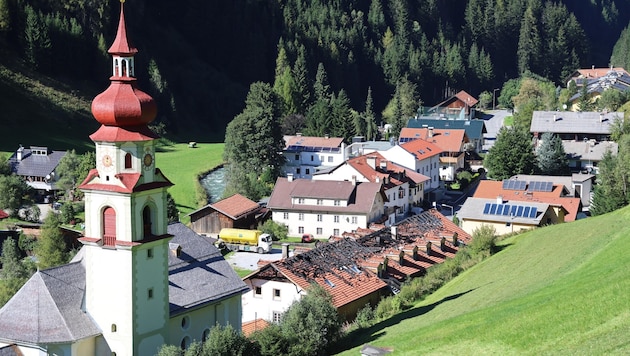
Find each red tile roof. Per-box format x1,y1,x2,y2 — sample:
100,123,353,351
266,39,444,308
241,319,270,337
473,180,581,221
211,194,261,220
400,139,444,160
79,169,173,193
346,152,430,188
399,128,468,152
454,90,479,107
0,210,8,219
573,67,628,79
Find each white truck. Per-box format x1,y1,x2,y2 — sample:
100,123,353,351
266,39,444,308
217,228,273,254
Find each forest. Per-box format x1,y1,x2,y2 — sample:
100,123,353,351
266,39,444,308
0,0,629,141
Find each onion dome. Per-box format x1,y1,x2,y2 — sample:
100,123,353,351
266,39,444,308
91,0,156,128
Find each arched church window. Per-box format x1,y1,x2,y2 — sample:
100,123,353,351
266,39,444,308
124,152,132,169
114,59,119,76
122,60,127,77
143,206,152,236
103,207,116,246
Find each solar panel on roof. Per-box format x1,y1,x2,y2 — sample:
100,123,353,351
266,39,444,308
483,203,491,214
496,205,504,215
502,180,510,189
529,207,538,218
510,205,518,216
489,204,498,214
516,206,524,217
502,205,510,215
544,182,553,192
523,206,531,217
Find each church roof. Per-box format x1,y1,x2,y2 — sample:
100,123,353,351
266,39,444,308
167,223,249,316
0,262,101,344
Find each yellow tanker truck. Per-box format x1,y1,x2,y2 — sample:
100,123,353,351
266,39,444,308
217,228,272,254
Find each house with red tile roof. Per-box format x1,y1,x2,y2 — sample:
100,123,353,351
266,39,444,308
429,90,478,119
564,66,629,88
399,127,470,181
313,152,430,225
456,179,582,235
267,177,386,239
282,134,347,179
241,209,471,323
187,194,265,236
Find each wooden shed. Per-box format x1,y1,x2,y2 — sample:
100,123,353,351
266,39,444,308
188,194,264,236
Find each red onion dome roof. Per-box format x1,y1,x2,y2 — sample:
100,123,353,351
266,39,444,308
91,81,157,126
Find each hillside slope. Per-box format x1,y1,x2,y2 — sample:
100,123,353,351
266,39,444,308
337,206,630,355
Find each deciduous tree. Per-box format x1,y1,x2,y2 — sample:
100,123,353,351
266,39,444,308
484,126,536,180
34,213,68,270
0,175,32,217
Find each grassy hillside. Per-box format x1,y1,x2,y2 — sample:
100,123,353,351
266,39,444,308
156,143,224,223
336,207,630,355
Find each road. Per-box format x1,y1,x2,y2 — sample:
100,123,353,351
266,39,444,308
225,247,290,271
480,109,511,152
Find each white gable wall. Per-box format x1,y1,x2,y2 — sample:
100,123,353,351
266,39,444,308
242,278,305,323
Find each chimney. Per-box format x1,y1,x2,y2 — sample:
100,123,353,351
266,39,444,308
553,114,557,121
281,243,290,259
426,241,432,256
398,250,405,265
351,175,357,186
325,133,329,139
287,173,294,182
452,232,459,247
391,225,397,239
296,132,302,137
380,159,387,170
497,195,503,204
412,246,419,260
428,127,434,138
366,156,377,169
169,243,182,257
440,237,446,251
16,145,23,161
376,235,381,245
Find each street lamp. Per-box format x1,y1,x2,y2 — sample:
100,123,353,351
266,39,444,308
492,88,499,110
441,203,454,217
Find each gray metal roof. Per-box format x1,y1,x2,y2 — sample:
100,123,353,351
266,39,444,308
562,140,618,161
167,223,249,316
8,147,66,178
0,262,102,344
530,111,621,135
457,197,548,225
406,119,486,140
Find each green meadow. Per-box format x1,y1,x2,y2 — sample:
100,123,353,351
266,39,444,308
337,206,630,355
155,142,224,223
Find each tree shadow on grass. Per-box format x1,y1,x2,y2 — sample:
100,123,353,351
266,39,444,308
333,288,476,353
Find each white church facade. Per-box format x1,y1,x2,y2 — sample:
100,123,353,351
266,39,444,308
0,2,247,355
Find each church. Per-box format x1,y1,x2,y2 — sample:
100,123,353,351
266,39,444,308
0,2,248,355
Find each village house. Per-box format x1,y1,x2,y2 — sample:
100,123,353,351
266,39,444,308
457,179,582,235
530,111,621,173
378,138,443,200
241,210,471,324
267,176,386,239
0,4,247,355
187,193,265,236
565,67,630,111
281,134,346,179
313,151,430,224
7,145,66,198
406,118,486,153
399,127,470,181
511,174,595,211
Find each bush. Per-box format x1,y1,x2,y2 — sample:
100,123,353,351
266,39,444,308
258,219,288,241
469,224,498,257
354,303,376,329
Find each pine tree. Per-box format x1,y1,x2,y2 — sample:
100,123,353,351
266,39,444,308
536,132,570,176
292,45,311,114
363,87,379,141
517,6,541,74
313,62,331,101
330,90,353,142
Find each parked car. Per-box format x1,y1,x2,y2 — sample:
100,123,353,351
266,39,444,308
301,234,315,243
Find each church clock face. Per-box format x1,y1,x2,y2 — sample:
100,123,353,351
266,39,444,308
143,153,153,169
101,149,115,171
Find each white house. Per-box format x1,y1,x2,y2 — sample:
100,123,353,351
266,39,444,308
312,151,429,224
0,4,247,355
281,134,346,179
380,139,443,198
8,145,66,195
267,177,385,239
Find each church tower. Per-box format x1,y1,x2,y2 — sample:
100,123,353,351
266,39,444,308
79,1,173,354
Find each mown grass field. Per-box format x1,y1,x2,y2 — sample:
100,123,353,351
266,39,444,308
336,206,630,355
155,142,224,223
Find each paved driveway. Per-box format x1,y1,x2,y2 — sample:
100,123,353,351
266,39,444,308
480,109,511,152
225,247,290,271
